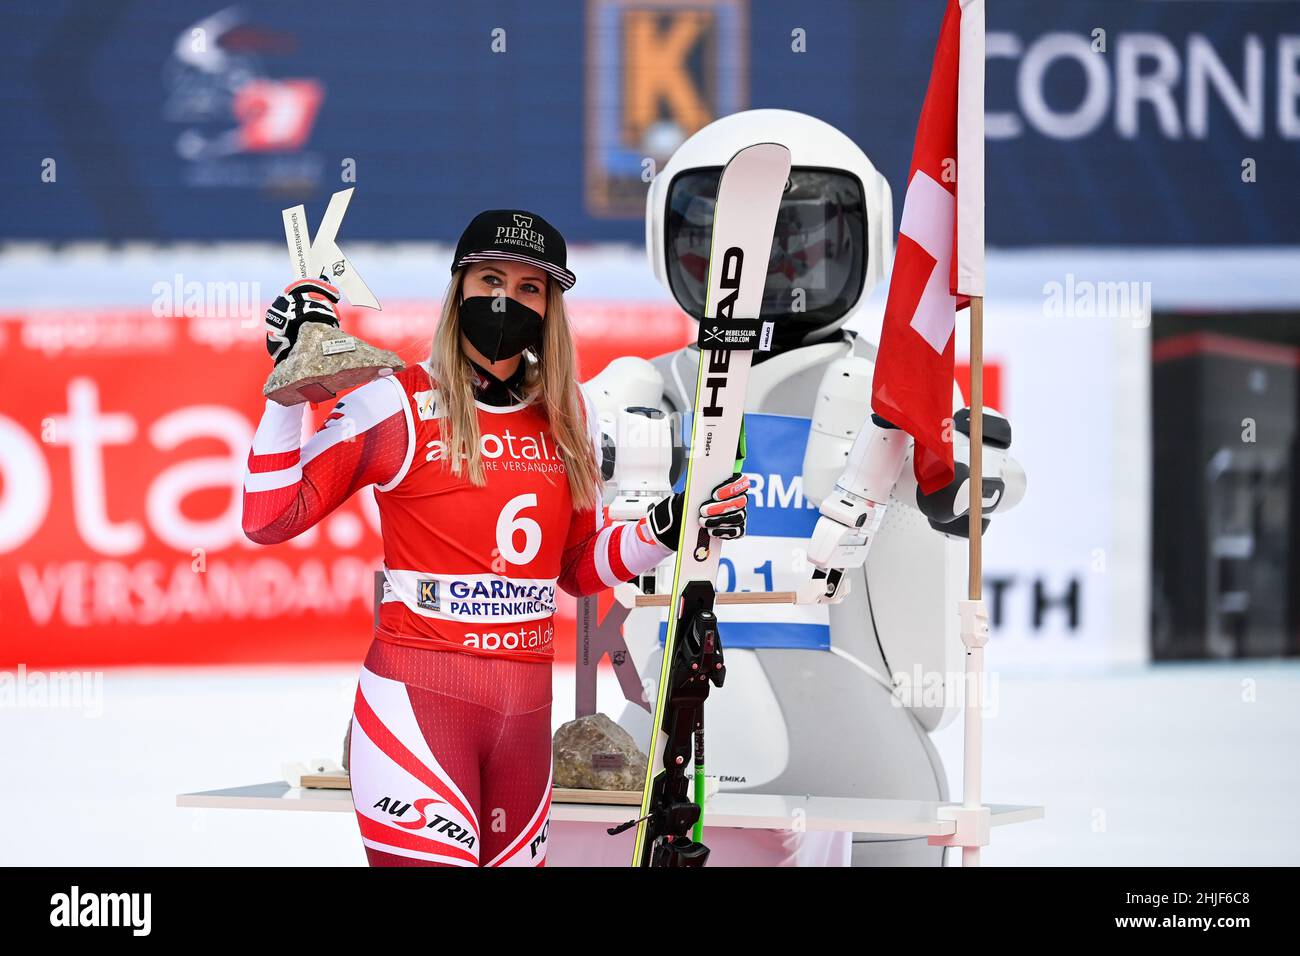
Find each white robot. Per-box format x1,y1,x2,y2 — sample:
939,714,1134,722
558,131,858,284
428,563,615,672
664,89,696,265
582,109,1025,866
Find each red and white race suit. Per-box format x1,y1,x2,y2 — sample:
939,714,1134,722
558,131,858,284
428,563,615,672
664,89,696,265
243,362,669,865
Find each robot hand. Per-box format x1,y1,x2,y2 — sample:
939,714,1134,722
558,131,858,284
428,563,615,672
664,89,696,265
801,489,890,604
801,415,909,602
807,493,886,571
908,407,1026,539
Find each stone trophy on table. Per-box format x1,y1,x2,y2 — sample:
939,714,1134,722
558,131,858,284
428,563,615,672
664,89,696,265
263,188,404,405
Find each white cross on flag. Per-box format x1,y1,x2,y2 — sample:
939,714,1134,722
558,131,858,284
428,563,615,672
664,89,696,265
871,0,985,495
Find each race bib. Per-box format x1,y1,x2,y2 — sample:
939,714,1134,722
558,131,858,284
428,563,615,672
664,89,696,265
665,412,829,650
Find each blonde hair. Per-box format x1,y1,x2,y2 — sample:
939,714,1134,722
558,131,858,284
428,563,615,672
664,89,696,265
430,269,600,507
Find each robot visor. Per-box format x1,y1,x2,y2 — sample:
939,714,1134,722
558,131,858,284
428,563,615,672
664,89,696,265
663,166,868,333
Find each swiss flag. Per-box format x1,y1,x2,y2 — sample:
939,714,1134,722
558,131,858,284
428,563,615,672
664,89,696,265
872,0,985,495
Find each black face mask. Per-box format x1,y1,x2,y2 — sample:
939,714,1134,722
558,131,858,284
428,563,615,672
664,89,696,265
459,295,544,363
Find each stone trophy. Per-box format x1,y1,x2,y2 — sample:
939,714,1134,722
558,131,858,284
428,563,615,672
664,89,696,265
263,188,405,405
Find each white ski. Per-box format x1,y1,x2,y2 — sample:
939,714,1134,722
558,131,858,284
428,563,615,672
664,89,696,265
624,142,791,867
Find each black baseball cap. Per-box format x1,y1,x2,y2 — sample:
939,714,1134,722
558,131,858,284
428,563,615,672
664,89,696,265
451,209,577,290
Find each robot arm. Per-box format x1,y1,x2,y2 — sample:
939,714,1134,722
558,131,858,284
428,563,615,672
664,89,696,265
806,415,908,573
806,401,1025,601
800,355,909,595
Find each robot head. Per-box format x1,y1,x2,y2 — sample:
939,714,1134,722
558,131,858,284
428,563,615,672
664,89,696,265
647,109,893,349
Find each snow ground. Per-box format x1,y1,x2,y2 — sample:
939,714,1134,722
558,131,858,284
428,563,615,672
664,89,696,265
1,662,1296,866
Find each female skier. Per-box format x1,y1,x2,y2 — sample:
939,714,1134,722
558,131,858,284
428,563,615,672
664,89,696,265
242,209,749,866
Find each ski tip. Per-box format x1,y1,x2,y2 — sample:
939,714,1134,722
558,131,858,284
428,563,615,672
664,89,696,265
729,142,791,165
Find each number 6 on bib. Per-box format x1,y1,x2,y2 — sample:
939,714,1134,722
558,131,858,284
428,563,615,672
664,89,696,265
612,142,791,867
496,494,542,565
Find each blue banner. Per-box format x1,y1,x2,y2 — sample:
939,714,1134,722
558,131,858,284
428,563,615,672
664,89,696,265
2,0,1296,244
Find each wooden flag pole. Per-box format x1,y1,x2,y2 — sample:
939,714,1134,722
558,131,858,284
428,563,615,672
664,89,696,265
968,297,983,599
961,295,988,867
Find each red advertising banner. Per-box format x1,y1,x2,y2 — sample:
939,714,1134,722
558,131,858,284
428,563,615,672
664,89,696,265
0,302,692,668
